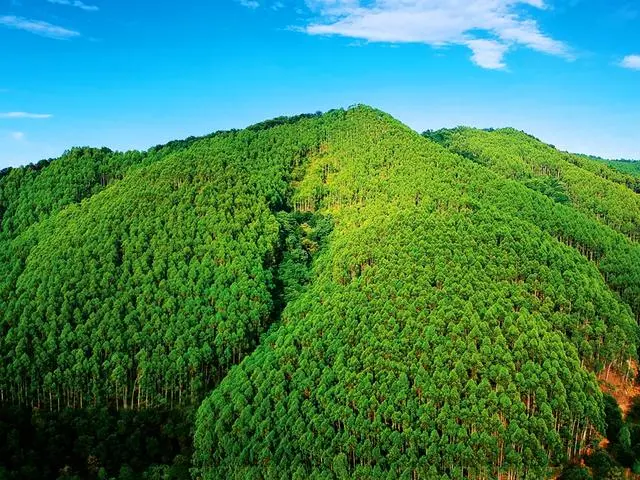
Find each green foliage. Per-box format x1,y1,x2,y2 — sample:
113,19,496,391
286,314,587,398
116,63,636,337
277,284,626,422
426,127,640,241
0,113,334,409
275,211,334,307
425,127,640,322
560,464,593,480
246,111,324,132
0,147,138,240
1,106,639,478
604,394,624,442
194,107,637,479
585,449,618,479
561,155,640,193
0,405,192,479
600,160,640,182
627,397,640,424
0,131,230,243
523,176,570,204
598,391,640,473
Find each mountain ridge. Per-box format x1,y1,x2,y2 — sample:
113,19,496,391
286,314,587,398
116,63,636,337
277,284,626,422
1,105,639,479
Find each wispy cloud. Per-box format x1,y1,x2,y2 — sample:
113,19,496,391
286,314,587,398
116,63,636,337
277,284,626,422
47,0,99,12
238,0,260,8
0,112,53,119
620,55,640,70
272,1,285,10
10,132,25,141
301,0,571,69
0,15,80,39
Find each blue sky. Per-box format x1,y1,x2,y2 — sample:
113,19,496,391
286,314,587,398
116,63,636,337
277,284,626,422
0,0,639,168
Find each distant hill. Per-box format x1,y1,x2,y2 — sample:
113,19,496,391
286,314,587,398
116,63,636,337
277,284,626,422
424,127,640,238
601,159,640,178
1,107,639,479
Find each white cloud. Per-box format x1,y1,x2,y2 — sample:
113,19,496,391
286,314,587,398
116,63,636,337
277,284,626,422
272,1,285,10
0,112,53,119
466,39,508,69
0,15,80,39
10,132,25,141
302,0,571,69
620,54,640,70
47,0,99,12
239,0,260,8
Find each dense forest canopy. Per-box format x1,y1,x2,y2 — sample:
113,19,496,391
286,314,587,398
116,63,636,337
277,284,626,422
1,106,639,479
599,159,640,179
423,127,640,240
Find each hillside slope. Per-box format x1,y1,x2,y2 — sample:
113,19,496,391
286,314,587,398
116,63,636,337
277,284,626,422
425,128,640,241
601,159,640,179
0,107,638,479
425,127,640,322
194,108,637,479
0,114,335,410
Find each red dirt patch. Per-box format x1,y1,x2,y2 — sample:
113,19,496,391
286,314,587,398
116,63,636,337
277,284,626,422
599,361,640,417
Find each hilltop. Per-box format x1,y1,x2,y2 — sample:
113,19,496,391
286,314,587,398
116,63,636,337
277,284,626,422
1,106,639,479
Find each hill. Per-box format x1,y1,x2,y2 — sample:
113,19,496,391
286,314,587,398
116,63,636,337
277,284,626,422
423,127,640,240
1,107,639,479
601,159,640,179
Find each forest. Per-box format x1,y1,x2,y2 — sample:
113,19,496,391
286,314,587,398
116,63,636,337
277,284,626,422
600,160,640,179
1,106,640,479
